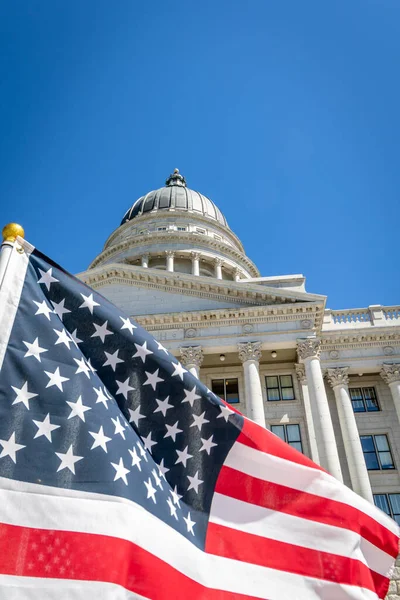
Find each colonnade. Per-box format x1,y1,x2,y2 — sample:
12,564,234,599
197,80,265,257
138,250,244,280
179,339,400,503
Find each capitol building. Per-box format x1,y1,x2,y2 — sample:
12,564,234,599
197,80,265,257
78,168,400,524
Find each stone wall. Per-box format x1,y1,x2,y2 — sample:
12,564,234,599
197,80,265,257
387,556,400,598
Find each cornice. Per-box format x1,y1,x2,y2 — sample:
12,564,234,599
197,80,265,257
89,231,259,276
103,209,245,254
321,330,400,350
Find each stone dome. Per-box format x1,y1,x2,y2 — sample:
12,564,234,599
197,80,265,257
120,169,228,228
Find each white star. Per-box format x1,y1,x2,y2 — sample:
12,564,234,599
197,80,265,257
23,338,47,362
11,381,38,409
128,446,142,470
111,457,130,485
33,300,53,320
74,357,91,379
143,369,163,391
120,315,136,334
144,477,157,503
115,377,134,399
200,435,217,455
33,414,60,442
79,293,100,314
182,387,201,407
128,405,145,427
44,367,69,391
187,470,204,494
190,411,209,431
51,299,71,321
133,341,153,363
70,329,83,346
157,341,169,354
0,432,25,463
93,386,109,408
166,497,178,520
53,328,74,349
89,426,111,452
154,396,173,417
171,362,187,380
111,416,126,439
56,445,83,474
170,485,182,507
66,395,91,422
91,320,113,343
157,458,169,478
102,350,124,371
217,404,234,421
183,512,196,535
152,468,163,489
137,441,148,461
164,421,183,442
175,446,193,468
37,268,58,290
141,432,157,453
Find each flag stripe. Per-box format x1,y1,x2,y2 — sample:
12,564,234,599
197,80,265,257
209,492,394,577
0,480,382,600
216,464,398,560
0,575,150,600
0,522,258,600
206,522,387,596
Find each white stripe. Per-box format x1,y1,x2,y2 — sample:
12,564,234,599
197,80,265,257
0,575,149,600
210,492,394,577
226,441,399,537
0,238,32,369
0,478,381,600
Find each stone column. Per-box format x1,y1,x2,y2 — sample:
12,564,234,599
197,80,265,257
327,367,373,502
297,339,343,481
179,346,203,379
238,342,265,427
191,252,200,276
234,268,241,282
141,254,149,268
165,250,175,273
214,258,223,280
381,364,400,424
295,363,320,463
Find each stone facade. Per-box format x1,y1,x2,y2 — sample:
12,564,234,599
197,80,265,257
78,170,400,595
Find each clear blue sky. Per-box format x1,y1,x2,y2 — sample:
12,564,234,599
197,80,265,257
1,1,399,309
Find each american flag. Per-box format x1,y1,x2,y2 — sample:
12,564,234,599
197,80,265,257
0,237,398,600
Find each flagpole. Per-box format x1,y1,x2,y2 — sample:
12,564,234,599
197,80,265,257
0,223,24,290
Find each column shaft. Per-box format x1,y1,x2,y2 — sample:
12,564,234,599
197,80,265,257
166,252,174,272
191,252,200,276
295,364,319,463
141,254,149,268
214,259,223,280
238,342,265,427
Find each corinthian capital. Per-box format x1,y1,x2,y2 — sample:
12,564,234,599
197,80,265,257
238,341,262,363
380,363,400,385
297,338,321,361
179,346,203,368
295,363,306,384
326,367,349,388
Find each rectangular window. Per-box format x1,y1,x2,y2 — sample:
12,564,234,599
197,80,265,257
196,228,206,235
214,234,222,241
374,494,400,526
157,226,167,231
211,378,239,404
266,375,295,401
176,226,187,232
350,387,379,413
360,434,395,470
139,230,147,235
271,424,303,453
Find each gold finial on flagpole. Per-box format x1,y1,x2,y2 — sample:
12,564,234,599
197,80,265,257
2,223,25,243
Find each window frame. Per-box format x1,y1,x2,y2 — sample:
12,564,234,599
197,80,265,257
373,493,400,525
157,226,168,232
265,374,295,402
271,424,303,453
195,227,206,235
176,226,187,232
211,377,240,404
360,434,395,471
349,386,380,413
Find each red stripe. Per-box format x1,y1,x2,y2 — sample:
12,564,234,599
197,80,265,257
239,417,325,471
216,465,399,560
0,522,260,600
206,522,389,598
